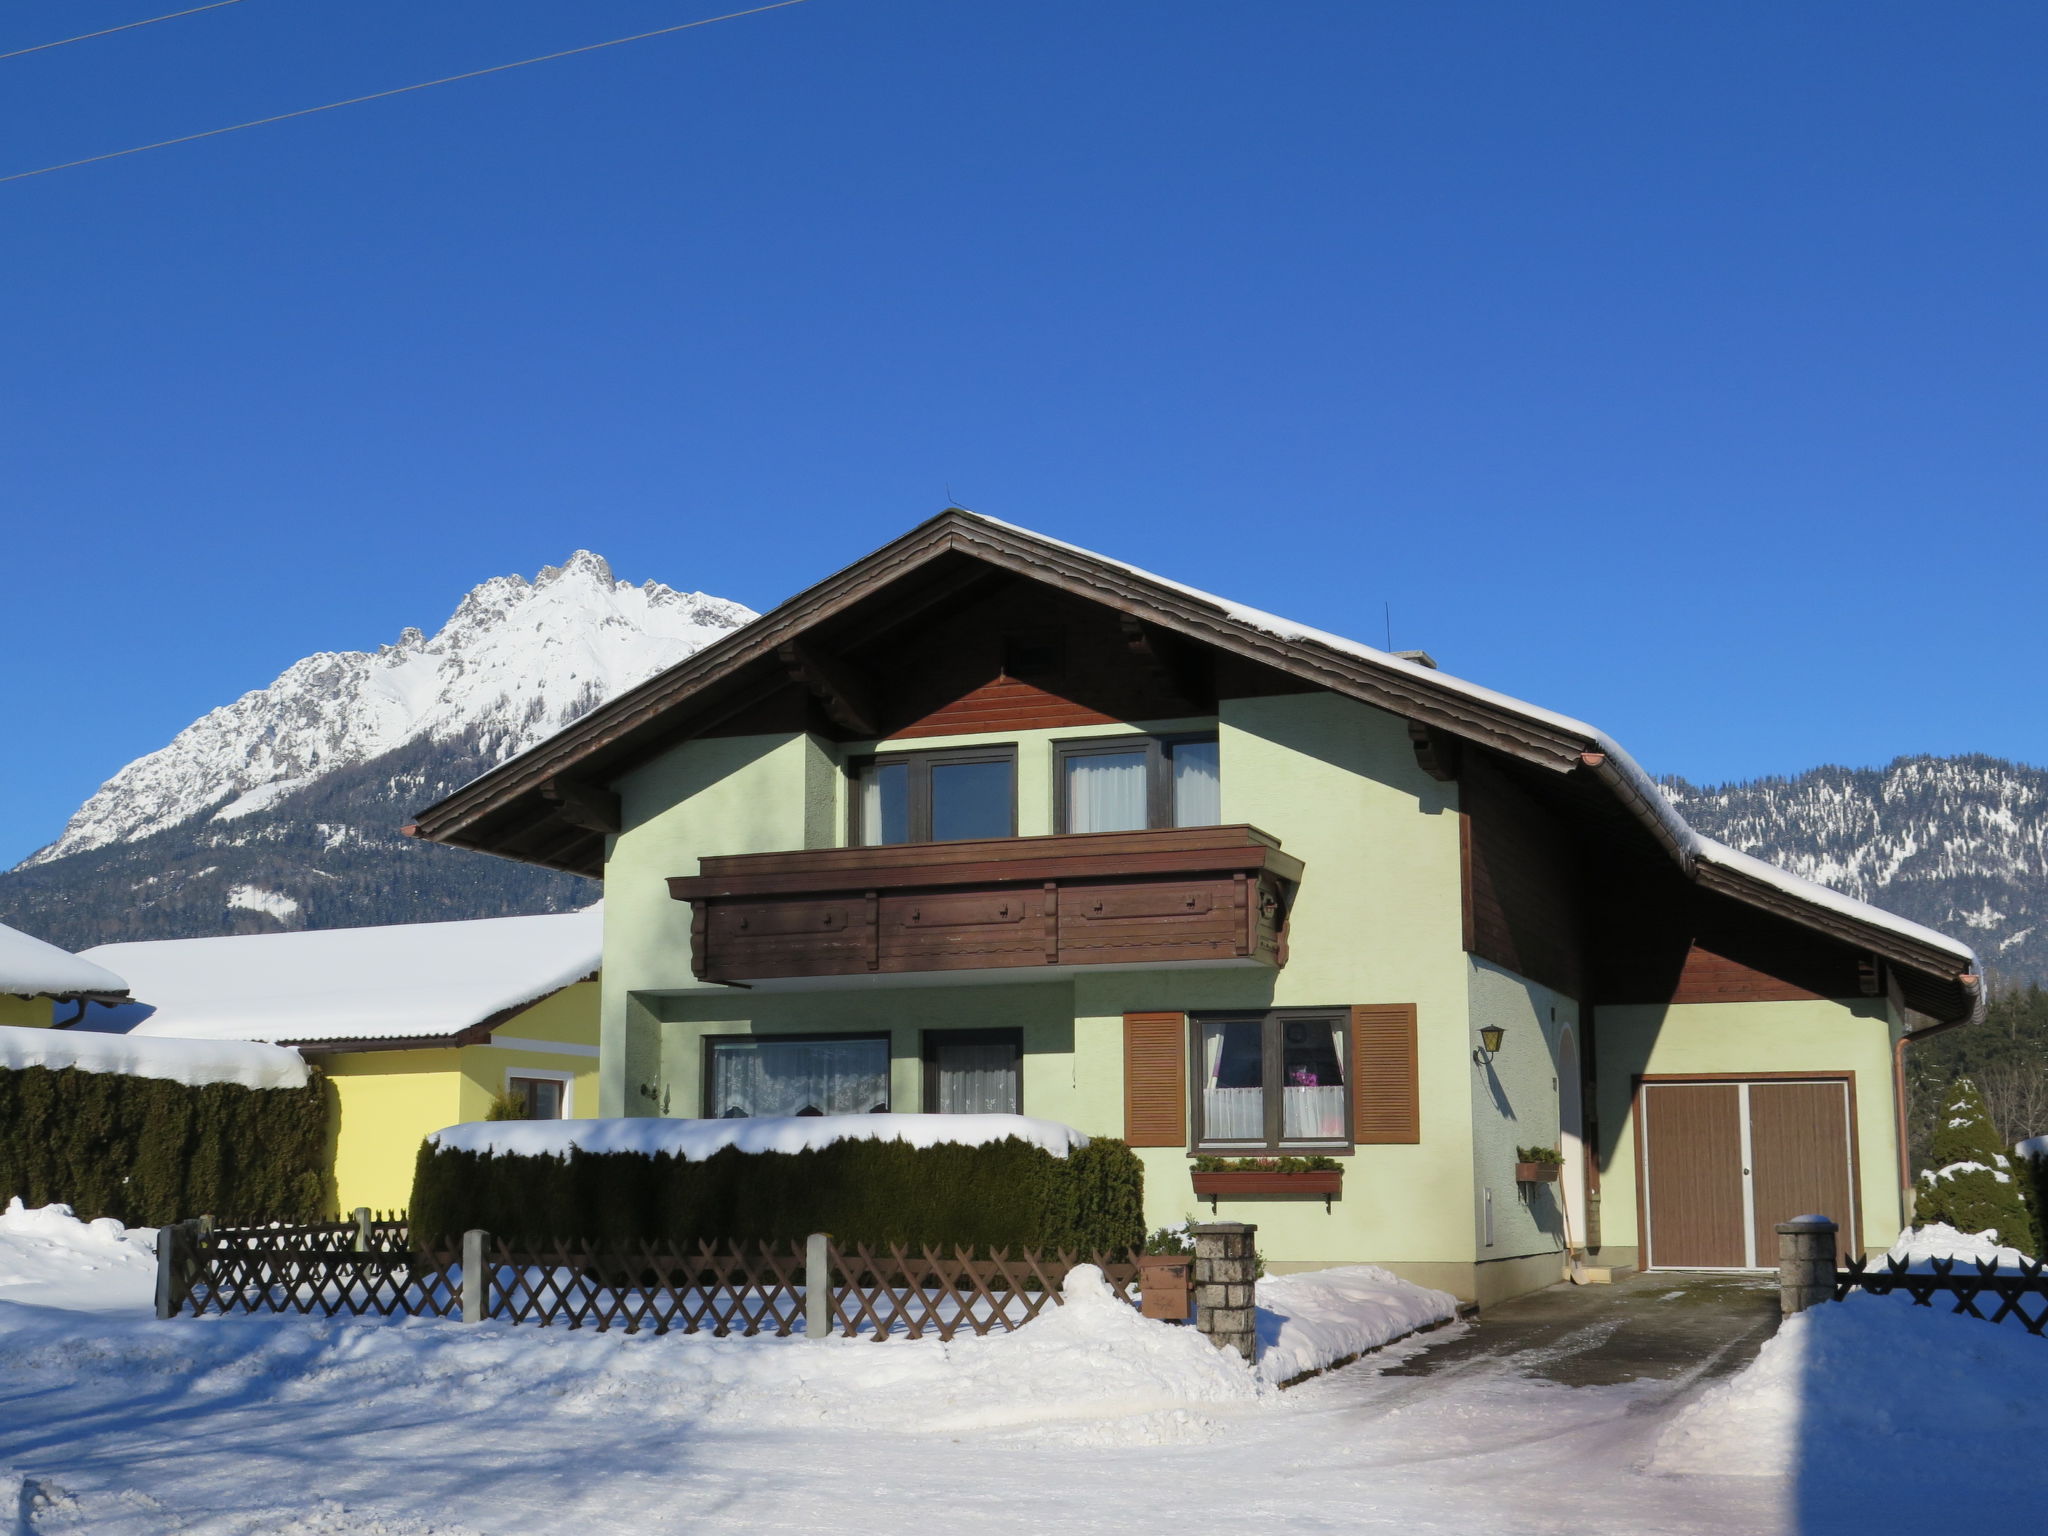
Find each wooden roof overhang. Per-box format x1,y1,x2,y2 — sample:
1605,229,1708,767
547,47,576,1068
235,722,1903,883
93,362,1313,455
406,509,1980,1023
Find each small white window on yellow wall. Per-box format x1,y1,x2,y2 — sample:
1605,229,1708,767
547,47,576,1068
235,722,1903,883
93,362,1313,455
505,1071,573,1120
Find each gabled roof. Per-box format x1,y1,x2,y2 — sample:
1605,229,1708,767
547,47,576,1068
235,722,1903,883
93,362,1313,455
408,510,1980,1021
78,907,600,1049
0,921,128,1002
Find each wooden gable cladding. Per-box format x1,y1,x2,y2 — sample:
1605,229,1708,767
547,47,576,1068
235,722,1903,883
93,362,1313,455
866,575,1213,741
1460,753,1587,999
1593,878,1869,1006
1123,1012,1188,1147
1350,1004,1420,1144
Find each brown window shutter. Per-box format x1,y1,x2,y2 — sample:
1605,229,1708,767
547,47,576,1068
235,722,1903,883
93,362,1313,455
1351,1004,1419,1144
1123,1012,1187,1147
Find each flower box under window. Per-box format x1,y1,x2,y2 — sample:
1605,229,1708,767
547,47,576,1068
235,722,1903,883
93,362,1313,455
1514,1162,1559,1184
1191,1168,1344,1198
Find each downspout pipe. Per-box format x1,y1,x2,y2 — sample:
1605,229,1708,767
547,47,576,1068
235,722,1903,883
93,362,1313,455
1893,973,1986,1230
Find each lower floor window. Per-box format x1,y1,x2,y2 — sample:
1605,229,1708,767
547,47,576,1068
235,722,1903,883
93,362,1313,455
506,1075,568,1120
922,1029,1023,1115
707,1035,890,1118
1197,1010,1347,1149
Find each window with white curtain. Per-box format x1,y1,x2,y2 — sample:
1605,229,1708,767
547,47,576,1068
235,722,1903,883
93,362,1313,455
922,1029,1023,1114
706,1035,891,1119
1055,734,1221,833
851,748,1015,845
1194,1011,1348,1149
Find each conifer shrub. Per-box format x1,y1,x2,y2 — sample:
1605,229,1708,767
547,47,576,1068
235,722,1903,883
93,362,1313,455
0,1063,330,1225
1914,1076,2034,1250
410,1133,1145,1256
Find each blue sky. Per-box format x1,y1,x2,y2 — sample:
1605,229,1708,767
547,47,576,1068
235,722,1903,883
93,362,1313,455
3,1,2044,866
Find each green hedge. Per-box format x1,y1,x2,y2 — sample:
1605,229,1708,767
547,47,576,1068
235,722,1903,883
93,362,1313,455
411,1134,1145,1255
0,1063,330,1226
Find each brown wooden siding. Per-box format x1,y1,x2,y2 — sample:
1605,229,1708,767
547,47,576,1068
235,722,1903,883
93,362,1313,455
1461,755,1586,998
872,577,1210,741
1350,1004,1420,1144
1124,1012,1187,1146
1595,879,1868,1005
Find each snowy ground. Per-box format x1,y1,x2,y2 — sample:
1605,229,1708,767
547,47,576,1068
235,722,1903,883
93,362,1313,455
1,1207,2043,1534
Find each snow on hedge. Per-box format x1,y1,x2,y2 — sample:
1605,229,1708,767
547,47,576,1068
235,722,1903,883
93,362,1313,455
78,906,600,1045
0,1024,307,1090
1253,1265,1460,1385
1889,1221,2035,1268
0,921,126,1000
432,1111,1088,1160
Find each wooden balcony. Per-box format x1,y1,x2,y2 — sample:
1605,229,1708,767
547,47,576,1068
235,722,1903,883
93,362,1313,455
666,825,1303,984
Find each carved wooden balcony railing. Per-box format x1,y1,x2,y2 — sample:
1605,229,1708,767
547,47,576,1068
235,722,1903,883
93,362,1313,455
666,825,1303,983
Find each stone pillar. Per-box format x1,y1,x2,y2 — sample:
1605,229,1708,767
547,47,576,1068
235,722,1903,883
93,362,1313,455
461,1229,491,1324
1775,1215,1838,1317
1191,1222,1259,1363
805,1232,833,1340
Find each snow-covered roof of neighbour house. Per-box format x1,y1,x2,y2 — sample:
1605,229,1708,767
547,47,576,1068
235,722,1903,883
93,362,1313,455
0,1024,307,1090
431,1111,1088,1160
409,509,1980,1019
77,906,601,1048
0,922,128,1001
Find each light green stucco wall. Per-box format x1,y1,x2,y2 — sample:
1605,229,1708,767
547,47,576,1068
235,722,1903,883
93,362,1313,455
1593,997,1905,1260
604,691,1489,1275
0,996,54,1028
1466,959,1579,1267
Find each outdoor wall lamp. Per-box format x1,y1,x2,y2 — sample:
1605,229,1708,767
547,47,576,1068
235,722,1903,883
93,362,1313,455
1473,1024,1506,1064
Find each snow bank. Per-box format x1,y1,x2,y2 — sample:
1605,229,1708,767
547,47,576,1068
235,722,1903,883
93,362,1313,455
1253,1265,1460,1385
0,1263,1260,1448
432,1111,1089,1160
79,906,600,1046
1654,1292,2048,1489
0,1201,158,1313
0,921,126,1000
0,1024,307,1089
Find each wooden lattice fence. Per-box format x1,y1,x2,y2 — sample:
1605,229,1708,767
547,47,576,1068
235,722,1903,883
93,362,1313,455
1836,1252,2048,1336
161,1217,1140,1339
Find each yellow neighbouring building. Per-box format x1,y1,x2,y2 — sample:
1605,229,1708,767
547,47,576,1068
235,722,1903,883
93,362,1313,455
80,908,601,1214
0,920,131,1027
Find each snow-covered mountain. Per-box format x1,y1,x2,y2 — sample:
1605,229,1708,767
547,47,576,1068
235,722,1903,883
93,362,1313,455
29,551,751,865
1663,756,2048,985
0,554,754,950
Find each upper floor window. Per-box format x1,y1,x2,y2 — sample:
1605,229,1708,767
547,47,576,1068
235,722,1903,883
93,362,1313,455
852,746,1016,846
1054,734,1220,834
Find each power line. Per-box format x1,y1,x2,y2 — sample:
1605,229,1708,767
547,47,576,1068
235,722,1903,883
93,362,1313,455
0,0,813,186
0,0,251,63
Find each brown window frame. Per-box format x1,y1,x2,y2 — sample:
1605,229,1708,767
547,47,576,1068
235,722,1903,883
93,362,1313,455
1188,1007,1354,1154
505,1074,570,1120
1052,732,1219,834
700,1031,895,1119
919,1028,1025,1115
848,745,1019,846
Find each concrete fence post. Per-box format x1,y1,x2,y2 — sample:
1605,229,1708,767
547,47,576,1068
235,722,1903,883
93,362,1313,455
805,1233,832,1340
461,1229,490,1324
1191,1221,1259,1364
351,1207,373,1254
1776,1215,1839,1317
153,1222,185,1320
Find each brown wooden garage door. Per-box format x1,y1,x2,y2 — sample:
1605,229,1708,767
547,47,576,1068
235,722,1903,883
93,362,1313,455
1640,1077,1857,1269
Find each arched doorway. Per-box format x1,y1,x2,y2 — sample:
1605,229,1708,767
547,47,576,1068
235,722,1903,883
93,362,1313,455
1558,1027,1587,1252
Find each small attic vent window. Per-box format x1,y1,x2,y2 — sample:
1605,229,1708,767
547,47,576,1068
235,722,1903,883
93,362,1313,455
1002,631,1065,680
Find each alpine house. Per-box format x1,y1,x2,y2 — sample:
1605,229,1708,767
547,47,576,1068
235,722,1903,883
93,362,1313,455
408,511,1980,1303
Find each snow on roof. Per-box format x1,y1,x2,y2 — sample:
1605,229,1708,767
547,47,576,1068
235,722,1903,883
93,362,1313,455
432,1111,1088,1160
77,907,601,1046
0,922,127,1000
962,512,1979,970
0,1025,307,1090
